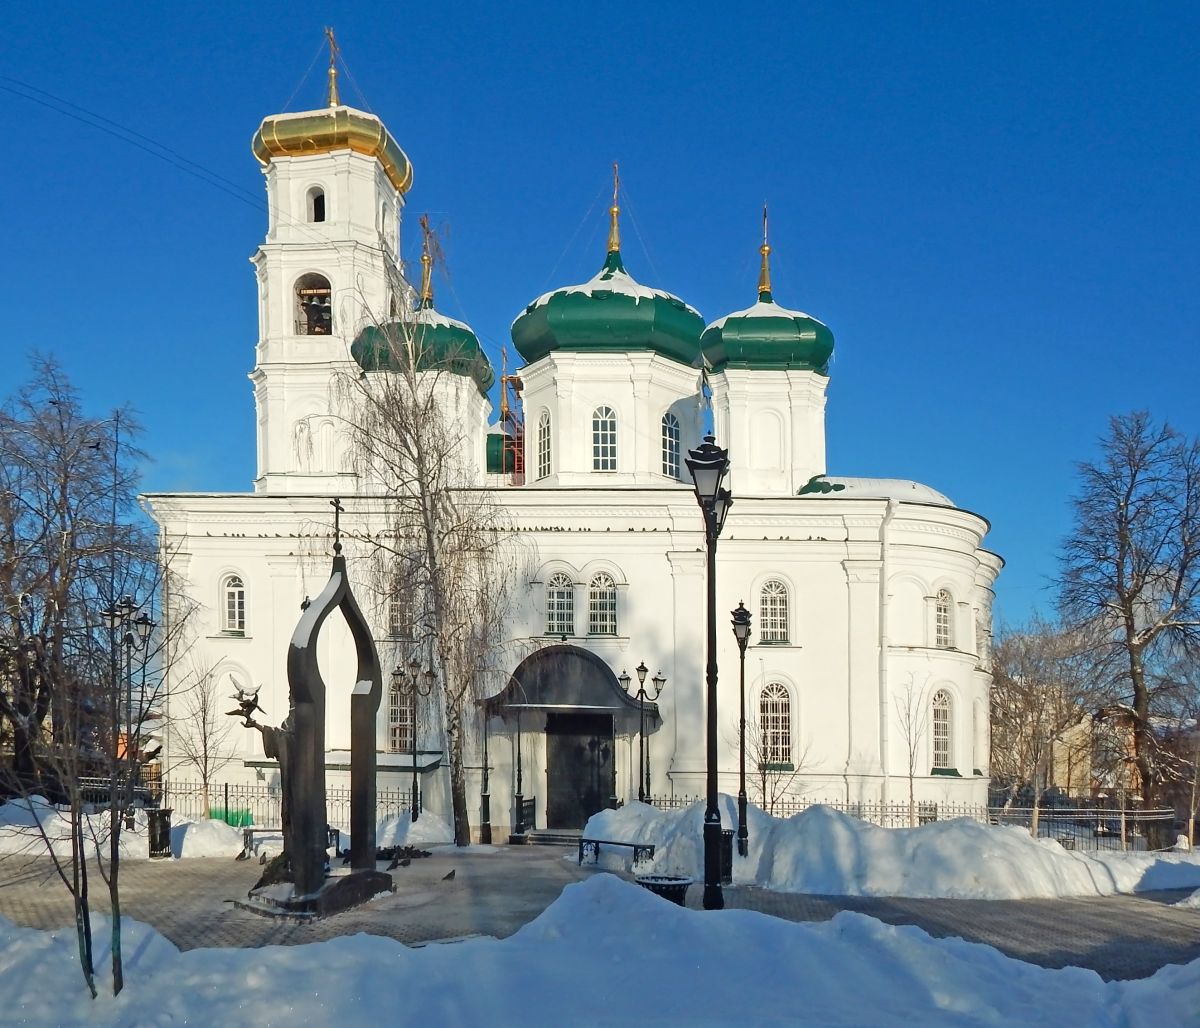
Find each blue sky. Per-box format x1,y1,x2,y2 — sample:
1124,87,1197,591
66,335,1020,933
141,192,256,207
5,2,1197,626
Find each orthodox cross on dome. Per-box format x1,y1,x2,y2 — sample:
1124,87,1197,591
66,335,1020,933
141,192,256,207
419,213,434,307
758,202,773,302
608,162,621,254
325,26,341,107
330,496,344,553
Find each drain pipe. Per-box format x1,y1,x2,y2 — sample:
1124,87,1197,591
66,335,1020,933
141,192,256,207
878,499,897,805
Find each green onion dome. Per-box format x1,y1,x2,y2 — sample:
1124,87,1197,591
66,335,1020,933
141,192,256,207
511,250,704,367
701,224,834,374
511,179,704,367
350,305,495,396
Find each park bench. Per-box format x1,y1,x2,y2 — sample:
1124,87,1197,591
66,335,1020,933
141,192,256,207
236,825,340,860
578,838,655,866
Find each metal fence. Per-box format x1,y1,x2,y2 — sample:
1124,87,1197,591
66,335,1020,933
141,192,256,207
161,780,414,829
988,806,1177,852
647,795,990,827
647,795,1179,849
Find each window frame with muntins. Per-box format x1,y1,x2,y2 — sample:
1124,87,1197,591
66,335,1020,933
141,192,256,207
537,410,552,480
587,573,618,636
759,579,789,644
222,574,246,635
931,689,953,770
759,682,792,767
661,411,681,480
592,406,617,472
935,589,955,649
546,572,575,637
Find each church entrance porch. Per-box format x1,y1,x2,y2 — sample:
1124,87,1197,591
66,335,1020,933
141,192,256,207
545,712,615,829
487,644,658,835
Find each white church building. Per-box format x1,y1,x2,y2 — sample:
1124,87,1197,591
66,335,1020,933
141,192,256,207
145,80,1001,838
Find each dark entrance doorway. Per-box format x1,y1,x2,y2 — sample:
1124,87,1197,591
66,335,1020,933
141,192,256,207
546,712,614,829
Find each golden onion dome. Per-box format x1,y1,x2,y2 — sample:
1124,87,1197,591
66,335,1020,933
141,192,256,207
251,105,413,195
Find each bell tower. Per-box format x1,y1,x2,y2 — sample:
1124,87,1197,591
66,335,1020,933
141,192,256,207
248,30,414,494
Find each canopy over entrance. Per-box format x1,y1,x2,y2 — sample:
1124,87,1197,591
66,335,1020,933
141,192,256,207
488,644,657,721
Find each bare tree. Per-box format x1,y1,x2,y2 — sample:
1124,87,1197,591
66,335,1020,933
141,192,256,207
1060,411,1200,814
0,358,169,997
167,659,239,818
989,617,1103,814
338,267,515,845
895,675,930,827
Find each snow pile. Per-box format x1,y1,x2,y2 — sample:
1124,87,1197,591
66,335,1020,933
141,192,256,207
0,875,1197,1026
169,819,244,859
1175,889,1200,909
375,813,453,848
0,798,150,861
584,799,1200,900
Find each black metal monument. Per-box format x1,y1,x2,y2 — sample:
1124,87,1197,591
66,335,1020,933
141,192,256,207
232,499,392,918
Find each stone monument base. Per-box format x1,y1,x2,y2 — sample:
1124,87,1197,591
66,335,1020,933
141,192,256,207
236,868,394,921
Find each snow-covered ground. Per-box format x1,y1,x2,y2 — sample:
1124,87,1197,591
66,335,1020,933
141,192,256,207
0,874,1197,1026
0,798,458,862
583,798,1200,900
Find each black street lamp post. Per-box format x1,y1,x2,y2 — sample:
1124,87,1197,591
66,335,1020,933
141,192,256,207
685,434,732,911
479,700,492,844
101,596,155,820
731,601,752,857
620,662,668,803
392,659,434,822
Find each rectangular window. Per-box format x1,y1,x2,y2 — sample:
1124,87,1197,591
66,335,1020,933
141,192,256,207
592,408,617,471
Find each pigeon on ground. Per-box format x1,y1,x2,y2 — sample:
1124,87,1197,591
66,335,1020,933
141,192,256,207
258,852,267,865
442,869,455,881
399,857,411,867
342,852,352,865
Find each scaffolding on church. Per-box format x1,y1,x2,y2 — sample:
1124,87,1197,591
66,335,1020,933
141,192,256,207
498,348,525,483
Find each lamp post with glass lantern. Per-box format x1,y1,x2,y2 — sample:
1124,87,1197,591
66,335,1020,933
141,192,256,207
100,596,155,816
731,601,752,856
685,434,732,910
393,658,434,822
620,663,668,803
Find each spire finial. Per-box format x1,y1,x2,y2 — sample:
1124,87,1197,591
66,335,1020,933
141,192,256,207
325,27,341,107
607,162,621,254
419,214,433,307
758,202,772,302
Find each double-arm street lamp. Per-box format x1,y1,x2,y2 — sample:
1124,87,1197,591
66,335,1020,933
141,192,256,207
731,601,752,856
685,434,732,911
100,596,155,816
619,662,668,803
392,658,434,822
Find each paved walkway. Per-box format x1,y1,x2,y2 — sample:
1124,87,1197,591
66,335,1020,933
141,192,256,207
1,846,1197,981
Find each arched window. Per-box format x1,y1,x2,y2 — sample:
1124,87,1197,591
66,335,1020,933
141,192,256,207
973,700,986,773
935,589,955,648
932,689,953,770
661,412,681,480
537,410,552,480
759,579,789,643
388,585,411,639
759,683,792,765
307,186,326,223
592,406,617,471
221,575,246,635
546,573,574,637
294,272,332,335
387,679,412,754
587,573,617,635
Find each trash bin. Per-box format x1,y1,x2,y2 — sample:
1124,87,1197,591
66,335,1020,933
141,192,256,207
148,808,173,859
720,829,734,885
635,874,692,906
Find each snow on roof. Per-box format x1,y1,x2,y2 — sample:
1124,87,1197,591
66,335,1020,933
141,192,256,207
411,304,473,334
706,298,827,333
522,263,701,320
816,477,955,506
